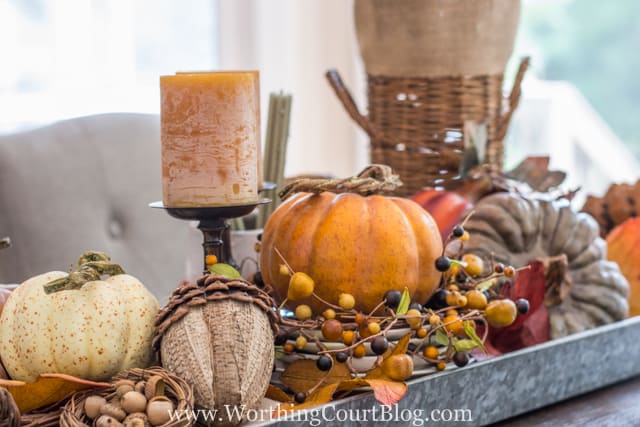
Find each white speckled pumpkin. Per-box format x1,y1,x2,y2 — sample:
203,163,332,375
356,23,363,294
0,252,159,382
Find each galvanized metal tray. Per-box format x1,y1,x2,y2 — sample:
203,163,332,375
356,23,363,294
257,317,640,426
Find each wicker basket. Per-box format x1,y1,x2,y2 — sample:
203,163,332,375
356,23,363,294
60,367,194,427
329,0,528,196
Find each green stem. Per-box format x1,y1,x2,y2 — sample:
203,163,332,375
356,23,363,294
43,251,125,294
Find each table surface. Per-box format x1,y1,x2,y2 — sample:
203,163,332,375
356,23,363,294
493,375,640,426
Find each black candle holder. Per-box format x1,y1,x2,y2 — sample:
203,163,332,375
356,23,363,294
150,196,271,272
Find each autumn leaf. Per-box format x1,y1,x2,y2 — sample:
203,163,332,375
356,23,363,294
0,373,111,413
273,382,340,416
487,260,550,354
395,287,411,315
280,358,351,393
265,384,292,403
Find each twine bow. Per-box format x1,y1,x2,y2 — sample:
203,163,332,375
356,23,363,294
279,164,402,200
43,251,125,294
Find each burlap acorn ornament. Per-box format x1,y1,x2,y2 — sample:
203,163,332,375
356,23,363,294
153,275,277,426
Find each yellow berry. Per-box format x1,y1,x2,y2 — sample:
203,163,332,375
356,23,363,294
428,314,441,326
445,291,467,308
253,242,261,253
205,254,218,266
353,343,366,358
338,293,356,310
416,328,427,339
465,290,488,310
288,272,315,300
423,345,439,360
322,308,336,320
342,330,355,345
405,308,422,329
459,231,470,242
295,335,308,349
485,299,517,328
295,304,312,321
279,264,291,276
446,284,460,292
462,254,484,277
368,321,381,335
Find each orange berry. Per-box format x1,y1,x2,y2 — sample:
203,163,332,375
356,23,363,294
485,299,517,327
504,266,516,278
436,361,447,371
342,330,355,346
462,253,484,277
321,319,344,342
443,314,464,336
382,354,414,381
368,321,381,335
358,323,373,339
353,343,366,358
423,345,439,360
283,343,295,353
445,309,459,317
354,312,367,325
205,254,218,266
459,231,470,242
416,328,427,339
446,284,460,292
405,308,422,329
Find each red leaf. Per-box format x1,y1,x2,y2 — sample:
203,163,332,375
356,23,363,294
364,379,407,406
487,260,550,354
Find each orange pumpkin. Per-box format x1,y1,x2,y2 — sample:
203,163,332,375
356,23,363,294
260,192,443,313
410,189,472,239
607,218,640,317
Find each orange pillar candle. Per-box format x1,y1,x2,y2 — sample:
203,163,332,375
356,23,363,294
161,71,260,207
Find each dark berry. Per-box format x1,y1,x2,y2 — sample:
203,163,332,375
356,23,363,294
515,298,530,315
452,226,464,238
494,263,505,274
335,351,349,363
274,329,289,346
316,355,333,371
257,233,262,241
253,271,264,288
435,256,451,272
409,302,423,312
384,290,402,309
426,289,450,310
294,391,307,403
407,342,418,353
453,351,469,367
370,336,389,355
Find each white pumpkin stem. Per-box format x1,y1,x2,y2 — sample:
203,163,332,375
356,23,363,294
43,251,125,294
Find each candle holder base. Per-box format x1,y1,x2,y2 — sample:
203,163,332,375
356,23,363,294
150,198,271,272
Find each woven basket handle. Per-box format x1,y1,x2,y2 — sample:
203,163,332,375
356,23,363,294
496,57,530,140
326,69,380,140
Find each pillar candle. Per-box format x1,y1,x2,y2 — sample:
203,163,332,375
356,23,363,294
161,71,260,207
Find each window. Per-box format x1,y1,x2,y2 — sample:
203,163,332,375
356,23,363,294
0,0,217,133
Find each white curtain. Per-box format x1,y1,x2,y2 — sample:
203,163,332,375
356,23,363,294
216,0,368,179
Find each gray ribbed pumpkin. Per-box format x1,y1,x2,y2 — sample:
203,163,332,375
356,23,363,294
154,275,278,427
463,192,629,338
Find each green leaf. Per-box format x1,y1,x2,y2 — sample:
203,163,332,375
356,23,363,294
464,320,487,353
454,339,479,352
434,328,450,347
395,287,411,315
450,259,468,269
475,278,496,292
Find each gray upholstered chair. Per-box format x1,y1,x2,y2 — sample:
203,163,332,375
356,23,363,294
0,113,190,302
